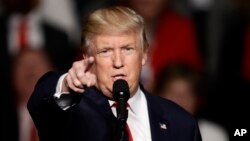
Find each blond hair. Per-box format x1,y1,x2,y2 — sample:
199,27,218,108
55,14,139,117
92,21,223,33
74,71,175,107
81,6,148,54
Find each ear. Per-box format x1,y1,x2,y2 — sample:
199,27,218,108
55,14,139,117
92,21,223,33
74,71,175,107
141,49,148,66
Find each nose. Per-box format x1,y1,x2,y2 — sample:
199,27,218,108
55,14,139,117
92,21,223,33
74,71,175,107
113,50,124,69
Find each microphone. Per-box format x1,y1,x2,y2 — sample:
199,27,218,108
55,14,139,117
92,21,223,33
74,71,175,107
112,79,130,141
113,79,130,123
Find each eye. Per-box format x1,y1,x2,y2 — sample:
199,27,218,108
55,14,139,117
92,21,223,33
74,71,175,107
123,47,134,51
98,49,112,57
100,50,108,53
125,47,133,51
122,47,134,54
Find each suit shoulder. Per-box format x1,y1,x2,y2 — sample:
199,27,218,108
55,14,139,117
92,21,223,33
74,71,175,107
144,91,202,140
27,71,66,110
30,71,66,101
35,71,64,87
148,94,197,124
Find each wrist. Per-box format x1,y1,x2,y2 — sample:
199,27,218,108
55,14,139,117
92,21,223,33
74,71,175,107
62,78,70,93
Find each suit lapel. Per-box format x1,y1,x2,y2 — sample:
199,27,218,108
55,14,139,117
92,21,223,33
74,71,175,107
142,87,172,141
83,87,116,124
83,86,172,141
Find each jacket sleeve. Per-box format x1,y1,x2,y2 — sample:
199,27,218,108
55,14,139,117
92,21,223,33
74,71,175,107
27,71,79,141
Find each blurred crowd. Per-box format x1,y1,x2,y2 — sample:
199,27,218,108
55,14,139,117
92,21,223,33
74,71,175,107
0,0,249,141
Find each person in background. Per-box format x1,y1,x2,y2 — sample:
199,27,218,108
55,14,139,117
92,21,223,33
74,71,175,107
154,63,229,141
12,49,54,141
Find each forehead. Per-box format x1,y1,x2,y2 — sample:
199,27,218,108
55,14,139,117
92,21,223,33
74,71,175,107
91,32,141,48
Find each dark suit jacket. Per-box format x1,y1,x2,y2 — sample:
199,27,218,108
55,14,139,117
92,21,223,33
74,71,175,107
27,72,202,141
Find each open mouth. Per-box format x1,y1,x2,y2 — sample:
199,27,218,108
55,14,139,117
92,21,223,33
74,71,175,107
112,74,126,82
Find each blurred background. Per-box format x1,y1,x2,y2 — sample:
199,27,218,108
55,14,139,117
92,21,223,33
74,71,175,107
0,0,249,141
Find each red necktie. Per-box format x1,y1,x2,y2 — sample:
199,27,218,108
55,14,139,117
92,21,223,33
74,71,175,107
126,123,133,141
19,17,28,49
112,102,133,141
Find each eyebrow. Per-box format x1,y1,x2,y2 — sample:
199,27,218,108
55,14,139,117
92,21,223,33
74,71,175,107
96,47,112,51
98,43,135,49
120,43,135,48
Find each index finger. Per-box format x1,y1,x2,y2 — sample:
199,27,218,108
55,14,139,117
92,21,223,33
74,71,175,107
83,56,94,72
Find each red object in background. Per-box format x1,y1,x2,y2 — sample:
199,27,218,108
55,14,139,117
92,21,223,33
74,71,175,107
19,17,28,49
151,11,203,78
242,24,250,81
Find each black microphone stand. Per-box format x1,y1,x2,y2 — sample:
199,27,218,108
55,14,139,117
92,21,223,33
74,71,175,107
112,92,129,141
112,79,130,141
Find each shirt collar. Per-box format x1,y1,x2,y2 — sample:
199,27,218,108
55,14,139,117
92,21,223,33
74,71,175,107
108,87,142,115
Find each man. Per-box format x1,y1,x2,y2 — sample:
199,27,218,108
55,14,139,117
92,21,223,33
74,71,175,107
28,6,202,141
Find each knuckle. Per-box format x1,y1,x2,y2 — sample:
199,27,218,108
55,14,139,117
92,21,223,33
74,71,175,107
72,62,77,67
77,72,83,77
72,61,81,68
68,69,74,75
73,81,81,87
67,82,74,89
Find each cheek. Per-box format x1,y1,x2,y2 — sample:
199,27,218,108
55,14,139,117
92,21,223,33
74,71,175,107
127,56,142,78
15,67,28,82
94,60,111,81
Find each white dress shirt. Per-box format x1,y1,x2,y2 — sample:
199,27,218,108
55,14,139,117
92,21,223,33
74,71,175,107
109,88,152,141
8,12,44,56
54,74,152,141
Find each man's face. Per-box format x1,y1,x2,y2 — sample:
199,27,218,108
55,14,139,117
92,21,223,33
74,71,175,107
12,50,53,102
88,32,147,99
161,79,197,114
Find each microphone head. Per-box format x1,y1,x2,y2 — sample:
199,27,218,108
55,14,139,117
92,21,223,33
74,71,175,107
113,79,130,102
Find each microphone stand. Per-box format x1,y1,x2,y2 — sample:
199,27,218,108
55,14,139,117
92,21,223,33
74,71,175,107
112,80,130,141
112,97,128,141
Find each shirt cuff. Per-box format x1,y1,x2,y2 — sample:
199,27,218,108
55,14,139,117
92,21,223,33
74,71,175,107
54,73,70,99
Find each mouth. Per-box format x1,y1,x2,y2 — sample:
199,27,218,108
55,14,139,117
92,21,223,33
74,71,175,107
112,74,126,82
